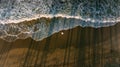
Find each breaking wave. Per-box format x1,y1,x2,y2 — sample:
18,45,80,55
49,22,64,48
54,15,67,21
0,0,119,42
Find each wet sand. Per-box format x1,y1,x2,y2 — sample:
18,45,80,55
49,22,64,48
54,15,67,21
0,23,120,67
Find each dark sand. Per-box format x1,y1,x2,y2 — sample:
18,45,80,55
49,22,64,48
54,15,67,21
0,23,120,67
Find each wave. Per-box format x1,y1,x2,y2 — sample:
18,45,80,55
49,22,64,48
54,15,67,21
0,16,117,42
0,0,119,42
0,14,120,24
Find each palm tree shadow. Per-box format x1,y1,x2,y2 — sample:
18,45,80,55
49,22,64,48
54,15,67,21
0,22,120,66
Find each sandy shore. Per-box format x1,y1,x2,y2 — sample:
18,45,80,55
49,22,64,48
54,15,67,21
0,22,120,67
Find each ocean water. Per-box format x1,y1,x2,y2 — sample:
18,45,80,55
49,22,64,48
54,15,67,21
0,0,120,42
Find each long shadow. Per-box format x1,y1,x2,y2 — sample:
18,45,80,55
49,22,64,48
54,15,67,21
0,22,120,66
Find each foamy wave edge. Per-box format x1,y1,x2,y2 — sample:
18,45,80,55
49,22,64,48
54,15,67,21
0,14,119,42
0,14,120,24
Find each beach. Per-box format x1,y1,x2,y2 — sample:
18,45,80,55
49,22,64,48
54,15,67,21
0,22,120,67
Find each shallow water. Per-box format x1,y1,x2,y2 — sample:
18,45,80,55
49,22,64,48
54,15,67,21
0,0,120,42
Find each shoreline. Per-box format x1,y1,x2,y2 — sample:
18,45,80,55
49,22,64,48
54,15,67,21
0,16,119,42
0,22,120,66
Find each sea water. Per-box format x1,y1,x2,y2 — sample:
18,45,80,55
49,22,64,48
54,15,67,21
0,0,119,42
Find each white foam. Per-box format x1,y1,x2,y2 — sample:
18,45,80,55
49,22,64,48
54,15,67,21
0,14,119,24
